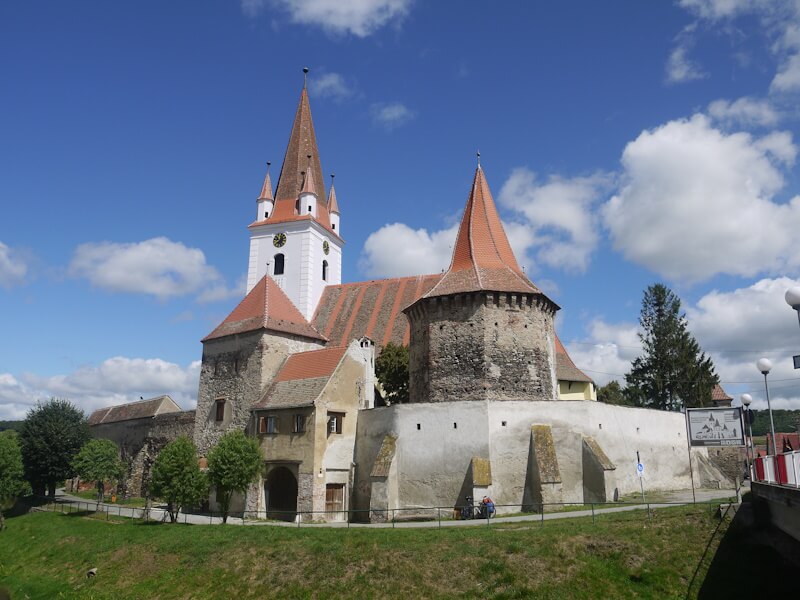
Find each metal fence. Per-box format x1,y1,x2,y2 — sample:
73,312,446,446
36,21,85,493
36,496,735,528
753,451,800,486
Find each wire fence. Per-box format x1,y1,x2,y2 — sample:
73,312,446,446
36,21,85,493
35,495,738,528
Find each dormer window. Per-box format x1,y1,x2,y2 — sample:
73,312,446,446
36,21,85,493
264,211,269,218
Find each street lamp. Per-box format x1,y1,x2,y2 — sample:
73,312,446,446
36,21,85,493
756,358,778,456
741,393,754,479
785,287,800,328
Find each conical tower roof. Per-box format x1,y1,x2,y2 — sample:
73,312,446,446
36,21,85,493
274,87,325,202
300,155,318,196
423,165,547,299
327,177,340,214
257,162,273,201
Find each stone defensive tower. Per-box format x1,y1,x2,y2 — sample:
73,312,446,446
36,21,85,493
405,164,559,403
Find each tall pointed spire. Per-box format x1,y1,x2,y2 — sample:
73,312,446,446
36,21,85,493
327,173,340,214
274,69,325,202
258,161,273,201
424,164,541,298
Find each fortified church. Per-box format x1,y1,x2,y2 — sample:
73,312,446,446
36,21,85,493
91,74,730,521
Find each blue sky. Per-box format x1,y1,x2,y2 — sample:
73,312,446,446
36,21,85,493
3,0,800,418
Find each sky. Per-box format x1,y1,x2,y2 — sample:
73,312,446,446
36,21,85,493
3,0,800,419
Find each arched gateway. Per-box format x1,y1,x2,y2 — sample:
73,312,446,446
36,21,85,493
265,466,298,521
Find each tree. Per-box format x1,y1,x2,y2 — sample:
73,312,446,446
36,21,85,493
72,439,124,508
207,431,261,523
20,398,89,497
625,284,718,412
375,342,409,403
0,432,29,531
150,437,208,523
597,380,635,406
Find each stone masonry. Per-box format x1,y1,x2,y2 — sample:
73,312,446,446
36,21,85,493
406,291,557,403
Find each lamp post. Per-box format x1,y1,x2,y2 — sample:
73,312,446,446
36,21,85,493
741,393,754,479
785,286,800,328
756,358,778,456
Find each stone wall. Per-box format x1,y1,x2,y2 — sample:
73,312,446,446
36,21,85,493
193,329,324,456
90,410,195,498
353,400,731,517
407,292,557,403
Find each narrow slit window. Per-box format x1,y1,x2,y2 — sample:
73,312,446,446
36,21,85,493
215,399,225,422
274,253,285,275
322,260,328,281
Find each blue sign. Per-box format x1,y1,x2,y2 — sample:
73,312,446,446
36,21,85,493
636,462,644,477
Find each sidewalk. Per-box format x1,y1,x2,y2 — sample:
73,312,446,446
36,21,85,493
47,486,740,529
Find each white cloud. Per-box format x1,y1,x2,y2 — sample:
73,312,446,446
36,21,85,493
0,357,201,421
567,278,800,409
666,42,707,84
498,168,611,273
678,0,752,21
603,114,800,282
563,320,641,387
0,241,29,288
69,237,225,301
686,277,800,409
309,72,353,101
370,102,415,130
196,273,247,304
359,222,457,278
707,97,780,127
244,0,412,37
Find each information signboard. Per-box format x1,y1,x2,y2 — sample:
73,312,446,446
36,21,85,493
686,407,745,447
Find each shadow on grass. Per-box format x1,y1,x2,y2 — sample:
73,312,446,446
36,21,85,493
695,502,800,597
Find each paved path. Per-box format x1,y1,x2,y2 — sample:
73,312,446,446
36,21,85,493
47,486,741,529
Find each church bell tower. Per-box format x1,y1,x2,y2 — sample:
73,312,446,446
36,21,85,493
246,69,344,321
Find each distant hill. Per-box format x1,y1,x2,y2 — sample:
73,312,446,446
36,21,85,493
0,420,23,432
750,409,800,436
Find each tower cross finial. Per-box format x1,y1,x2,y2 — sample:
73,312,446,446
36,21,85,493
476,150,481,168
303,66,309,88
266,160,271,173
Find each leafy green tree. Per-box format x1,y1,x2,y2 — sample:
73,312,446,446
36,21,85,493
0,432,29,531
20,399,89,497
72,439,124,508
207,431,261,523
597,380,636,406
150,437,208,523
625,284,718,412
375,342,409,403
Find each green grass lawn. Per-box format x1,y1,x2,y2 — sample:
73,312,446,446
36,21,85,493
0,504,729,599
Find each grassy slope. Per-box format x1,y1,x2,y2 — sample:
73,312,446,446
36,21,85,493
0,506,726,599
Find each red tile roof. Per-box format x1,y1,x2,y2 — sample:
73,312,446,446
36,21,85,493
554,337,592,383
203,275,326,342
257,164,273,201
274,346,347,382
274,87,325,203
711,384,732,402
423,167,552,301
328,182,340,214
88,395,181,425
247,86,340,238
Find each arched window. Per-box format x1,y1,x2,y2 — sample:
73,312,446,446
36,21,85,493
322,260,328,281
274,253,285,275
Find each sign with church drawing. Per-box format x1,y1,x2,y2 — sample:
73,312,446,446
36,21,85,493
686,407,745,447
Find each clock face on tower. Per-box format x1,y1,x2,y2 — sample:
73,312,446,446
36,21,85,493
323,240,330,255
273,233,287,248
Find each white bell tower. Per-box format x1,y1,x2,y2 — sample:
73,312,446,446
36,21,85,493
245,72,343,322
